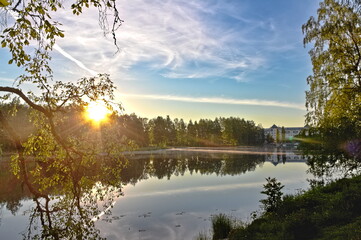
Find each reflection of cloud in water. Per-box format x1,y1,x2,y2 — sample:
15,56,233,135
158,224,177,240
124,178,300,198
91,201,117,222
96,154,310,240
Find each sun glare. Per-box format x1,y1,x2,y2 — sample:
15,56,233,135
85,101,110,123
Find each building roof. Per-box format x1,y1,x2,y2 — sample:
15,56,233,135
271,124,278,128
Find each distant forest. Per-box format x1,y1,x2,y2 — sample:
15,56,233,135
0,102,265,151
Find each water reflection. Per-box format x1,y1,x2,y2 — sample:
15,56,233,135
120,152,265,185
0,153,124,239
306,151,361,187
0,147,307,239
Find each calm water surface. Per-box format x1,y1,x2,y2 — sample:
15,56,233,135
0,147,312,239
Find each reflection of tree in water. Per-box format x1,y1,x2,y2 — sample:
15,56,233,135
0,112,128,239
1,150,295,238
25,181,120,239
0,155,127,239
0,202,3,227
0,160,30,215
119,152,265,185
299,138,361,187
19,155,125,239
307,151,361,187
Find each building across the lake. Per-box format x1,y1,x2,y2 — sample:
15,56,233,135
266,152,307,165
264,124,308,142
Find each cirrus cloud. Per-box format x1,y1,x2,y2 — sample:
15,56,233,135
121,93,305,110
52,0,287,82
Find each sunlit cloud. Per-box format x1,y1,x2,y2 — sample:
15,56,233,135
121,93,305,110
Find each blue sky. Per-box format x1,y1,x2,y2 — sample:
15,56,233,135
0,0,322,127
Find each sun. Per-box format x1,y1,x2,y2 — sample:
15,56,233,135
85,101,111,123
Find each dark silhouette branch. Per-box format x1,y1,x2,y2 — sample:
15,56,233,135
0,86,50,117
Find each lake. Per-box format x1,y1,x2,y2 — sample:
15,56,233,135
0,147,312,239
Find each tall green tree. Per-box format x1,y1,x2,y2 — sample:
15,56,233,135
303,0,361,140
276,128,280,143
0,1,125,238
281,126,286,142
174,118,187,146
118,114,149,147
187,120,197,146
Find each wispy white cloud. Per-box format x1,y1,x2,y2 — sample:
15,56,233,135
121,93,305,110
51,0,288,81
5,7,98,78
0,77,15,83
53,44,98,76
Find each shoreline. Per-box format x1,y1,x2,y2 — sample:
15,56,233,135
0,145,302,161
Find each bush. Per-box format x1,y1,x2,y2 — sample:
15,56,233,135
194,232,210,240
212,214,233,240
260,177,284,213
228,226,247,240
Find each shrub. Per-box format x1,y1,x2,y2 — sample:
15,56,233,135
194,232,210,240
212,213,233,240
260,177,284,213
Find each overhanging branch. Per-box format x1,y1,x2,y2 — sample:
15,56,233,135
0,86,50,116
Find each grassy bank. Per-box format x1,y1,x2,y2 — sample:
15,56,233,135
203,175,361,240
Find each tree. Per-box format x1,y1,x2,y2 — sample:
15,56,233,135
281,126,286,142
187,120,197,146
0,1,125,238
276,128,280,143
212,118,222,144
266,133,274,143
117,114,149,147
174,118,187,146
303,0,361,141
165,115,176,145
148,116,171,146
260,177,284,213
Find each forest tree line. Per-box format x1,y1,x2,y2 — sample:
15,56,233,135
0,101,265,151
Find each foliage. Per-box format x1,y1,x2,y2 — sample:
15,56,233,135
174,118,188,146
265,133,274,143
276,128,280,143
211,213,234,240
299,0,361,185
194,232,210,240
220,117,264,146
0,106,267,151
0,110,265,150
116,113,149,147
281,126,286,142
0,0,127,238
260,177,284,213
0,100,33,151
148,115,176,146
228,174,361,240
302,0,361,144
